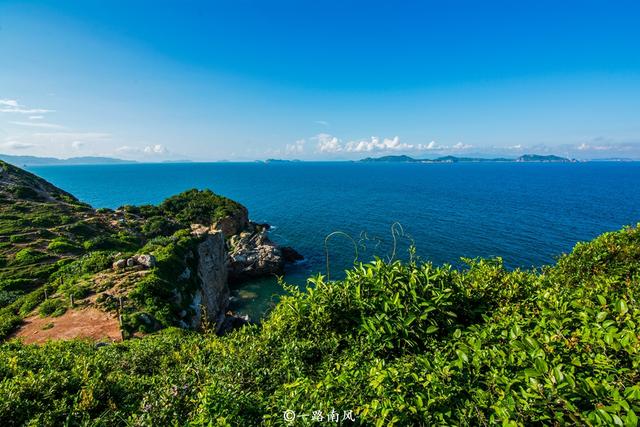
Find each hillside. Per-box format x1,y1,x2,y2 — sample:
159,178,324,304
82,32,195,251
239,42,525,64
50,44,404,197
0,161,298,342
0,219,638,424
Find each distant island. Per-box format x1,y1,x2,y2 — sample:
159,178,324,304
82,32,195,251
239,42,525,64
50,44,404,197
263,158,302,163
360,154,575,163
0,154,136,167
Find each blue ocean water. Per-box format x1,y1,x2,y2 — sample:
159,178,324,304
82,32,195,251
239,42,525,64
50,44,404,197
29,162,640,318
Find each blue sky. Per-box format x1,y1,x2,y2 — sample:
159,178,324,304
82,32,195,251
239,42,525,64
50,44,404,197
1,0,639,161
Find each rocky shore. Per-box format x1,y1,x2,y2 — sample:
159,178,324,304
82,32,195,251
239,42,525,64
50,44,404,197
190,212,303,332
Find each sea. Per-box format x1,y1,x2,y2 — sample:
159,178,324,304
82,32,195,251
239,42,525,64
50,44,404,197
29,161,640,319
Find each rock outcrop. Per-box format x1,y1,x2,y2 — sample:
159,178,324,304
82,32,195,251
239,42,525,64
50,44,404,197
211,205,249,236
226,222,303,283
112,254,157,270
190,230,229,332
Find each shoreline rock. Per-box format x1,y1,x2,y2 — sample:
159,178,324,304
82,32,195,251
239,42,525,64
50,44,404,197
226,222,303,283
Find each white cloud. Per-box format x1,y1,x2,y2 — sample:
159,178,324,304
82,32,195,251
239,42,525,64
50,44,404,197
576,143,613,151
452,142,473,150
143,144,167,154
416,140,444,151
315,120,329,126
0,99,19,107
9,121,65,129
309,133,474,155
285,139,305,155
117,144,169,157
0,99,55,114
2,140,35,150
71,141,85,150
29,115,44,120
344,136,410,152
315,133,343,153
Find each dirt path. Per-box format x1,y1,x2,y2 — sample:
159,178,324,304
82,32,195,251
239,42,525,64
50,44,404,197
12,307,122,344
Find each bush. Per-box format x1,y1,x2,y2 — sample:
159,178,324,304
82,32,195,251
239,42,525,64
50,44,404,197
12,248,47,265
0,312,21,338
47,238,81,254
8,234,30,244
38,298,67,317
159,189,246,226
10,186,42,201
0,225,638,425
141,215,179,238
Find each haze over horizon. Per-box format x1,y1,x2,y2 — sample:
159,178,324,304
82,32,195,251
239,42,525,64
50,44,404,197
1,1,639,161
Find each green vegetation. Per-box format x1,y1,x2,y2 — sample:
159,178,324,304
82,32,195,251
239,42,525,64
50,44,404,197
0,225,638,426
121,188,246,229
123,230,203,334
12,248,48,265
38,298,68,317
47,237,82,254
0,160,246,342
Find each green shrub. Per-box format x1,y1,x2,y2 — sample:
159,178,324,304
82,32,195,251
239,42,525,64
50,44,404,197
10,186,42,201
12,248,47,265
47,238,81,254
0,215,637,425
8,234,30,244
159,189,245,226
0,290,23,308
82,233,138,251
0,312,21,338
38,298,67,317
141,215,179,238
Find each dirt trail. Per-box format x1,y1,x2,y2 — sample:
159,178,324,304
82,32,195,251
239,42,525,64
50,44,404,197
12,307,122,344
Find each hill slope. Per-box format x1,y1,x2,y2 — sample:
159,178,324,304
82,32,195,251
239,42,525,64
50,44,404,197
0,161,294,341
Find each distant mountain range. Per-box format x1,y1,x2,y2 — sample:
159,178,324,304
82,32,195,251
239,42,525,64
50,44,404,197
0,154,136,166
360,154,575,163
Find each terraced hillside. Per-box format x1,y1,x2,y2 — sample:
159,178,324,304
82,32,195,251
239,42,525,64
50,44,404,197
0,161,266,340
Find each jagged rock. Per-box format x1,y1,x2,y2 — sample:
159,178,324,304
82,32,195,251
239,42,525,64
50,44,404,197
190,230,229,332
226,224,304,283
126,258,135,267
211,207,249,237
134,254,156,269
113,259,127,270
190,223,209,237
227,231,283,283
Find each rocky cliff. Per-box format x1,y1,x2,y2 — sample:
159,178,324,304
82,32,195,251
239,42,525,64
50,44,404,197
191,230,228,331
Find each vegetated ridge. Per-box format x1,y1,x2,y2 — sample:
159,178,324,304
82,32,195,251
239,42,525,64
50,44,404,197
0,160,300,343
